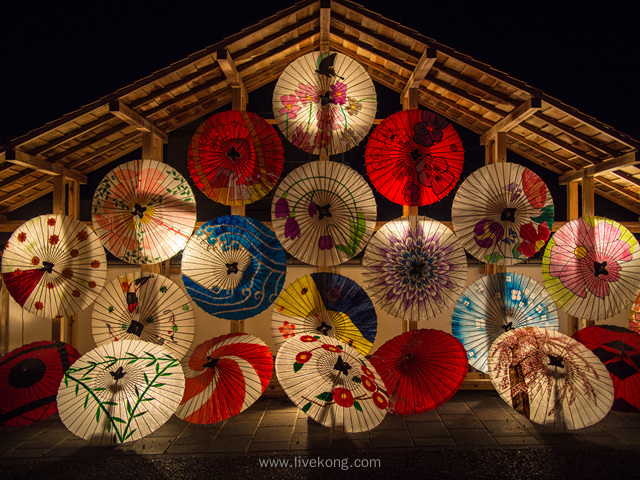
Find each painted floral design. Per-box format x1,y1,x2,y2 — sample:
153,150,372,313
279,94,301,119
345,97,361,116
279,321,296,338
414,111,449,147
548,218,632,299
274,198,290,218
291,126,313,153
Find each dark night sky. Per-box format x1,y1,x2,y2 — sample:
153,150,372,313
1,1,638,139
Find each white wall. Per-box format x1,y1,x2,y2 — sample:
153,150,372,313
5,260,633,355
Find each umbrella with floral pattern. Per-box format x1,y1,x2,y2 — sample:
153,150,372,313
370,329,468,415
182,215,287,321
452,272,559,374
489,326,614,430
271,160,377,267
365,110,464,206
57,339,184,444
452,162,554,265
542,216,640,320
273,52,376,155
271,272,377,356
362,216,467,322
1,214,107,318
92,159,197,264
275,334,388,432
573,325,640,413
92,271,195,361
175,333,273,424
0,341,80,427
630,291,640,332
188,110,284,206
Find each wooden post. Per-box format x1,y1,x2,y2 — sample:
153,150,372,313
1,275,9,355
566,180,580,335
484,132,507,276
142,132,164,162
51,175,66,342
581,175,596,329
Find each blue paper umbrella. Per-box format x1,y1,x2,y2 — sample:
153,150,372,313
272,272,377,355
181,215,287,320
451,272,559,373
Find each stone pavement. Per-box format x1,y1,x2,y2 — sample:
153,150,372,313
1,391,639,479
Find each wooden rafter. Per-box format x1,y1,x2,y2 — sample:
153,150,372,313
401,48,437,108
558,151,639,184
109,101,168,143
479,97,542,144
215,49,248,110
4,149,87,184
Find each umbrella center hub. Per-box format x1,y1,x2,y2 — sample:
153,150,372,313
203,356,219,369
409,148,423,162
316,321,333,335
132,203,147,219
317,204,332,220
319,91,335,106
41,261,54,273
502,321,514,332
548,354,565,369
110,366,126,381
8,358,46,388
593,261,609,277
333,355,352,376
226,147,242,162
408,259,427,279
501,208,517,222
127,320,144,337
226,262,239,275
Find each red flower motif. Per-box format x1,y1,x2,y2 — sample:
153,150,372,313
300,335,317,343
62,269,73,279
72,290,81,297
47,218,56,226
517,222,551,258
372,391,388,410
279,321,296,338
296,351,312,364
77,230,89,242
88,281,97,289
91,260,101,269
31,256,40,266
322,344,342,353
49,235,59,245
361,375,377,393
70,249,80,258
34,301,44,310
361,365,374,378
17,232,27,242
47,283,55,290
333,387,354,408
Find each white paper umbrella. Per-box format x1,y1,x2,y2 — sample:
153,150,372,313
272,160,377,266
451,273,559,374
175,333,273,424
92,272,196,360
362,216,468,322
92,159,197,264
488,327,614,430
57,340,184,444
542,216,640,321
1,214,107,318
273,51,377,155
275,334,388,433
452,163,554,265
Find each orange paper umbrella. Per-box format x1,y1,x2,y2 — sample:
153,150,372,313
175,333,273,424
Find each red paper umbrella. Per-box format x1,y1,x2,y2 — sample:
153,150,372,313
188,110,284,206
370,329,468,415
365,110,464,206
175,333,273,424
572,325,640,412
0,341,80,427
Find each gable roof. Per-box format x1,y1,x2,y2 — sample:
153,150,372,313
1,0,639,218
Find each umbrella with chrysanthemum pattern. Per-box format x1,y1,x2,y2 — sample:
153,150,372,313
275,334,388,432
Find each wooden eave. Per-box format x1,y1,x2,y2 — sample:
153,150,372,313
1,0,640,215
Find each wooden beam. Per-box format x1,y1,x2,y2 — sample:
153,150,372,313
319,0,331,52
142,132,164,162
108,101,168,143
400,48,437,103
558,151,639,184
582,176,595,217
215,49,248,110
4,149,87,184
480,97,542,144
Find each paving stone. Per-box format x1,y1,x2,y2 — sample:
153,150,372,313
412,437,456,447
2,448,50,458
128,437,174,455
329,438,373,450
217,420,258,436
404,410,441,422
469,406,518,422
165,443,211,454
436,402,471,415
448,429,498,446
440,414,484,429
574,435,625,446
495,436,541,446
406,421,450,438
289,431,333,450
248,441,291,452
374,415,408,431
482,420,533,436
252,425,294,443
149,419,188,437
370,429,413,448
173,427,218,445
207,435,252,453
606,428,640,445
532,433,582,445
260,412,298,426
